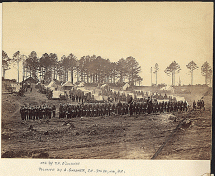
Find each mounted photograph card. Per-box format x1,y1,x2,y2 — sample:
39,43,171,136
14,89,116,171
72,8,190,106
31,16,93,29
0,2,213,175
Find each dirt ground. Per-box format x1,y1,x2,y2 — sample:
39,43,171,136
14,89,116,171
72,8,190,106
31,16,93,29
1,85,212,159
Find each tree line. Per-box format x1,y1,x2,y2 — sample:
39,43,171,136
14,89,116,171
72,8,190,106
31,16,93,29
2,50,212,86
153,60,212,86
2,51,142,86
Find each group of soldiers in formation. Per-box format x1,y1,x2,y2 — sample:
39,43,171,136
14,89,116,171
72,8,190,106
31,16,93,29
20,98,205,120
193,99,205,110
58,98,189,119
20,105,56,120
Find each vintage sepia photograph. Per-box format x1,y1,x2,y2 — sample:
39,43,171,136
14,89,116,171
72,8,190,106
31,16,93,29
1,2,213,161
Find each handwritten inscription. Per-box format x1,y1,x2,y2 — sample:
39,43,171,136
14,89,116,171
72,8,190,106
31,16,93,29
39,161,125,174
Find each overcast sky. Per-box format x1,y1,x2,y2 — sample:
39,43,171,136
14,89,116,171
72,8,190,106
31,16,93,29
2,2,213,85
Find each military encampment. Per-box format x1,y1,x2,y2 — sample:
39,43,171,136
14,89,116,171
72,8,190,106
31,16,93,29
1,3,212,162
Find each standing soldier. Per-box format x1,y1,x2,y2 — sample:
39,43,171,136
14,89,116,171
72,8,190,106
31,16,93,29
20,106,24,120
59,104,63,119
117,101,122,115
71,105,74,118
79,104,83,117
125,103,129,115
86,104,90,117
67,105,71,119
193,100,196,110
82,104,86,117
52,105,56,118
33,106,37,120
28,106,32,120
155,102,159,113
48,105,52,119
106,103,109,116
76,105,80,117
89,104,93,117
184,101,188,111
112,103,116,115
129,102,133,116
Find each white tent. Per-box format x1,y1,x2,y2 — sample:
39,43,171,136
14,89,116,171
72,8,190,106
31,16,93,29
122,83,130,90
94,95,103,101
52,91,65,99
47,80,61,89
160,85,174,92
11,83,21,92
76,82,85,87
62,81,74,90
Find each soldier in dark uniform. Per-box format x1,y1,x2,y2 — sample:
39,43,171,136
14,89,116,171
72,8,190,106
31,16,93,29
59,104,63,118
20,106,24,120
139,103,143,114
101,104,105,116
89,105,93,117
193,100,196,110
33,106,37,120
174,102,178,112
76,105,80,117
106,103,109,116
160,102,164,113
82,105,86,117
125,103,129,115
91,104,95,117
201,99,205,110
42,105,46,119
79,105,83,117
71,105,74,118
135,103,139,115
155,102,159,113
110,103,115,115
117,101,122,115
45,105,49,119
38,106,42,119
48,105,52,118
28,106,32,120
67,105,71,119
52,105,56,118
197,100,200,109
184,101,188,111
129,102,133,116
170,102,173,112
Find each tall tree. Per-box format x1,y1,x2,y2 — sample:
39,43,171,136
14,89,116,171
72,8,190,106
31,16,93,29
153,63,159,85
110,62,117,83
2,50,11,78
13,51,21,82
39,53,53,83
126,56,141,86
201,61,212,86
117,58,127,83
25,51,39,80
49,53,58,80
67,53,77,83
186,60,198,85
164,61,181,86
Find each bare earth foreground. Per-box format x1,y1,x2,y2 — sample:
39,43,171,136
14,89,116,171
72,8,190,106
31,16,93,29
1,86,212,159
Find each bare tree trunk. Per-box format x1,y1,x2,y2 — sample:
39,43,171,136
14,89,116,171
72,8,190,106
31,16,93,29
191,70,193,85
3,68,5,78
156,71,157,85
17,60,20,82
151,67,152,86
172,71,174,86
71,69,73,83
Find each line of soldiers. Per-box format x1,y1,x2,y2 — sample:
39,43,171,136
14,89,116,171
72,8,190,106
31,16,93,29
59,99,188,118
193,99,205,110
20,104,56,120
